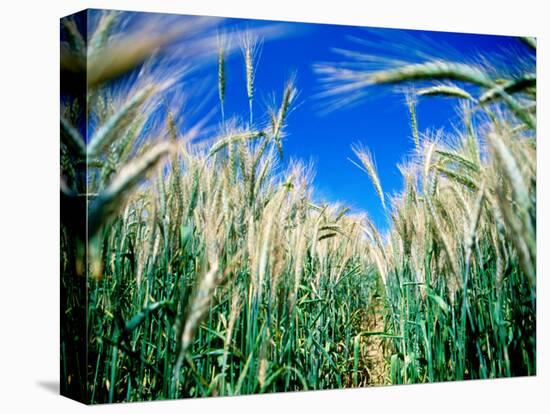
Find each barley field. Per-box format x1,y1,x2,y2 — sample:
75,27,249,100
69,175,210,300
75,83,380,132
60,10,536,404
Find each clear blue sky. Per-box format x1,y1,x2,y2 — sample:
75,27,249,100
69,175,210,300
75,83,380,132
83,10,533,231
207,17,530,230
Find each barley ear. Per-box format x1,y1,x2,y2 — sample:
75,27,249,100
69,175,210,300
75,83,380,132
417,84,475,101
217,32,227,122
88,141,173,237
406,93,420,151
87,85,156,158
60,116,86,158
351,144,386,210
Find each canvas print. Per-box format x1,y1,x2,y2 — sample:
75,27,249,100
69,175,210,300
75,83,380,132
60,9,536,404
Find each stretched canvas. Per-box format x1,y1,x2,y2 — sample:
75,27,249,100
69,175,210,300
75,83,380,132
60,8,536,404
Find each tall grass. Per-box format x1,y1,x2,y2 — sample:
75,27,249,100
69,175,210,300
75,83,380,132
320,37,536,383
60,12,536,403
61,13,381,403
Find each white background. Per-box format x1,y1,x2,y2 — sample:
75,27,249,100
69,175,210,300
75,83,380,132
0,0,547,412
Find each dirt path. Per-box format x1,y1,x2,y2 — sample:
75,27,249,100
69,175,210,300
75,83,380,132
362,293,387,386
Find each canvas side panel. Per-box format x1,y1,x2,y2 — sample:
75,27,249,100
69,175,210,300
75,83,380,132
60,9,89,404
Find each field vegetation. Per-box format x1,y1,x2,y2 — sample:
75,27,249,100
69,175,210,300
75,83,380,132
60,11,536,403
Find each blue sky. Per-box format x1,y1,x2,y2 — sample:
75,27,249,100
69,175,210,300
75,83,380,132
82,10,533,231
206,17,531,230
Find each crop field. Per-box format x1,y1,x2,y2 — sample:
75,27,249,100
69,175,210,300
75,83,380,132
60,10,536,404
